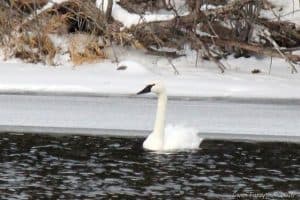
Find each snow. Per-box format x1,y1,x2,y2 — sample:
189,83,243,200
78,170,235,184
117,60,150,74
0,0,300,100
1,47,300,99
1,95,300,141
261,0,300,28
96,0,189,28
0,1,300,140
200,4,223,11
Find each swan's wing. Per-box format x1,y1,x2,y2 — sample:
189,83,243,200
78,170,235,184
164,124,202,150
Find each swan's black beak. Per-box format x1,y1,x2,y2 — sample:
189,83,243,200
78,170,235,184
137,84,154,95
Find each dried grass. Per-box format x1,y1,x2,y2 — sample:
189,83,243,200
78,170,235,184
46,0,107,35
1,0,110,65
42,14,70,35
13,33,57,65
69,33,106,65
0,3,21,46
10,0,48,13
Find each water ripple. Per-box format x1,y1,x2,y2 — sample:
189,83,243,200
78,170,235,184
0,133,299,199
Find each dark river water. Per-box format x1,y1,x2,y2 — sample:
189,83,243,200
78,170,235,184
0,133,299,200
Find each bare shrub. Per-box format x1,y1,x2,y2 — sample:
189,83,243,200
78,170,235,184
9,0,48,13
1,0,299,72
12,33,57,64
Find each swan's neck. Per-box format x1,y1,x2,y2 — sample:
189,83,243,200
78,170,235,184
153,92,167,137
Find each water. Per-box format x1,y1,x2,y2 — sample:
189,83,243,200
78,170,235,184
0,133,299,200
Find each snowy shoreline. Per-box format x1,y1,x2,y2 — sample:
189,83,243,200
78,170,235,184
1,1,300,102
1,56,300,101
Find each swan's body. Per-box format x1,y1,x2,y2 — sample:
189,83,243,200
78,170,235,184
137,81,202,151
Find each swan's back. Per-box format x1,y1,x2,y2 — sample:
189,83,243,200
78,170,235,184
163,125,202,151
143,125,202,151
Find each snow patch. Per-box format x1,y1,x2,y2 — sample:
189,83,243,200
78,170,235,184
96,0,189,28
261,0,300,27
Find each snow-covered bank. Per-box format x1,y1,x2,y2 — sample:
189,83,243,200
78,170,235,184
1,52,300,99
1,0,300,100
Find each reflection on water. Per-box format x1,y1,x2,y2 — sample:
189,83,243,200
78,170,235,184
0,133,299,199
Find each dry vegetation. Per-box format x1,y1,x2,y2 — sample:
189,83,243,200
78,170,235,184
13,33,56,64
0,0,299,72
0,0,109,65
69,34,106,65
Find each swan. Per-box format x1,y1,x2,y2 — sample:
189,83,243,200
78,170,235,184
137,81,202,151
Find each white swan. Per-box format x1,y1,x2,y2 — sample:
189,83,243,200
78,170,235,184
137,81,202,151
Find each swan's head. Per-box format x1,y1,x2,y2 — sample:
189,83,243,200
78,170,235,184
137,81,166,95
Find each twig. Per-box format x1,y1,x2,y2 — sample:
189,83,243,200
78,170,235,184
167,57,179,75
110,43,119,63
281,47,300,52
279,9,300,17
106,0,113,22
205,0,257,16
192,34,225,73
261,29,298,73
200,36,300,63
269,56,272,74
195,50,199,68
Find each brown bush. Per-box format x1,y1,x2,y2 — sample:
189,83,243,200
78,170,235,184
10,0,48,13
13,33,57,64
69,33,106,65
